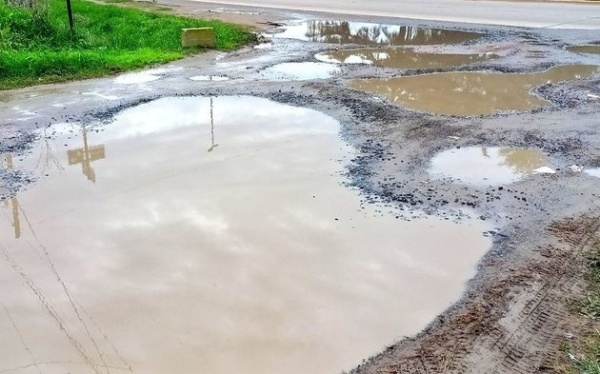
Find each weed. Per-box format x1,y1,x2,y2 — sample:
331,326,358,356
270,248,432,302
557,242,600,374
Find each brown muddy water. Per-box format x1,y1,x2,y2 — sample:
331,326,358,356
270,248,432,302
315,47,498,69
275,20,482,46
429,146,553,186
350,65,600,116
568,45,600,55
0,96,491,374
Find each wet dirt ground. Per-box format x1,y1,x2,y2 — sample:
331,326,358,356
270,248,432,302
2,4,600,374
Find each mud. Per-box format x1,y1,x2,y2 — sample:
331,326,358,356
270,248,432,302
2,8,600,374
316,47,498,69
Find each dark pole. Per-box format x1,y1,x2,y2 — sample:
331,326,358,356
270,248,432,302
66,0,74,31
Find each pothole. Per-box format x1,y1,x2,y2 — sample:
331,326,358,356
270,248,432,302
259,62,342,80
275,20,482,46
429,146,554,186
315,47,498,69
0,96,491,374
568,45,600,55
350,65,599,116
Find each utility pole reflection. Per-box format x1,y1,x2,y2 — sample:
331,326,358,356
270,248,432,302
67,125,105,183
2,154,21,239
208,97,219,153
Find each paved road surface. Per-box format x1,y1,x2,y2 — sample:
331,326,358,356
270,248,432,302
189,0,600,29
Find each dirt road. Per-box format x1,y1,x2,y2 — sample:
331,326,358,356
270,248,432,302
2,3,600,374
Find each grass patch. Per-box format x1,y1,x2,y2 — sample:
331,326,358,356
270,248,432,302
557,246,600,373
560,331,600,374
581,250,600,320
0,0,256,89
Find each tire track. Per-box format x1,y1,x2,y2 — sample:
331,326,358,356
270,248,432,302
490,216,600,374
352,216,600,374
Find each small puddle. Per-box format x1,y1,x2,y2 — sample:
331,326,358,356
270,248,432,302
585,168,600,178
525,50,547,59
275,21,482,46
350,65,599,116
259,62,342,80
568,45,600,55
114,68,169,84
0,96,491,374
254,42,273,49
189,75,230,81
316,47,498,69
429,146,553,186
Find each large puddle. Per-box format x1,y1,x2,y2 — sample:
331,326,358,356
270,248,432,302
568,45,600,55
350,65,599,116
429,146,553,186
316,47,498,69
275,21,482,46
0,96,491,374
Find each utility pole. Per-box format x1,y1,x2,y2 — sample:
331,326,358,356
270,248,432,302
66,0,74,32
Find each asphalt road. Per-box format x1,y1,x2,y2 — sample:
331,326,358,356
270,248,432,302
188,0,600,29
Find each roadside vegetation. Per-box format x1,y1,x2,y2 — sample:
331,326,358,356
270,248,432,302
557,243,600,374
0,0,256,89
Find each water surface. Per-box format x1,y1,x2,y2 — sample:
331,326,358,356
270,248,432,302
0,96,491,374
350,65,599,115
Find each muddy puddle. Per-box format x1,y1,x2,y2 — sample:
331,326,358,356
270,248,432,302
350,65,599,116
429,146,553,186
0,96,491,374
568,45,600,55
259,62,342,80
316,47,498,69
275,20,482,46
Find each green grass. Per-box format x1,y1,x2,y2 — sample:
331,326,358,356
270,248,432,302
562,331,600,374
581,250,600,320
0,0,256,89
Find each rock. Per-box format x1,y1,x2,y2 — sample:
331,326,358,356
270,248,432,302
569,164,584,173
